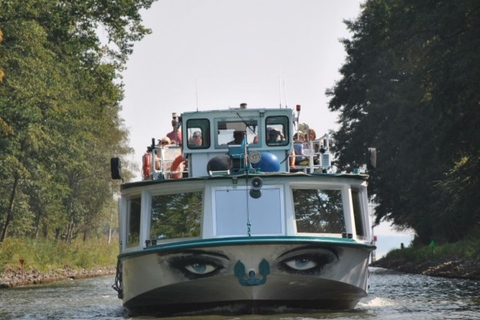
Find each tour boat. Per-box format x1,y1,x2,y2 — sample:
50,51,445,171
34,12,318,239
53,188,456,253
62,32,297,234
110,104,376,316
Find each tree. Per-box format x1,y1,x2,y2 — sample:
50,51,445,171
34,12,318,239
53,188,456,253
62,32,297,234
327,0,480,244
0,0,154,241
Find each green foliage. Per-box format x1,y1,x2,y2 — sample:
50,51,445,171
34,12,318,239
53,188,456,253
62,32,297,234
0,237,118,273
386,240,480,262
327,0,480,244
150,192,202,239
293,189,345,233
0,1,152,242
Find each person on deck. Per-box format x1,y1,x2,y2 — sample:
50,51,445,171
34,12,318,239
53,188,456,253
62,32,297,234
166,120,182,145
293,132,308,165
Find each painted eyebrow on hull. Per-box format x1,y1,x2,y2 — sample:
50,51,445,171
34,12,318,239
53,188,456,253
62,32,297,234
161,249,231,260
276,246,339,260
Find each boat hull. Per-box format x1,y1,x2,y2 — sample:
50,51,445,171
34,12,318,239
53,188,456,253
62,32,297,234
120,240,371,316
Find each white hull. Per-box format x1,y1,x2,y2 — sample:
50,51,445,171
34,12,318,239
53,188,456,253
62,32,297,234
120,241,371,315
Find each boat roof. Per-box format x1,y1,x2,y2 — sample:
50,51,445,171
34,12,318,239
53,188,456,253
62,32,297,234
120,171,369,191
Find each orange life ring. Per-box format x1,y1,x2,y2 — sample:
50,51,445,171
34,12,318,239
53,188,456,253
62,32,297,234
142,152,151,180
170,155,185,179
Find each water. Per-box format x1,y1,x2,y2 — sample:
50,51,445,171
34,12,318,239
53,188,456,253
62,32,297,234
0,267,478,320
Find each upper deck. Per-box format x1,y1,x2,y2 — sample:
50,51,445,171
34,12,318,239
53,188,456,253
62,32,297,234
143,105,334,181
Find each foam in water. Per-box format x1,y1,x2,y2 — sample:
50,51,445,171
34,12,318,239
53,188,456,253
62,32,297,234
358,296,397,309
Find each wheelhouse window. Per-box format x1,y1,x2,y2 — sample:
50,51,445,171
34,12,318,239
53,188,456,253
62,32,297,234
150,192,202,240
216,119,258,147
215,187,283,236
186,119,210,149
127,197,141,248
352,189,366,238
293,189,345,234
266,116,289,146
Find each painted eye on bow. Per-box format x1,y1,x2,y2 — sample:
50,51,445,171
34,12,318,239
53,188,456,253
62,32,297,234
283,258,318,271
184,262,217,275
168,255,225,280
278,251,336,275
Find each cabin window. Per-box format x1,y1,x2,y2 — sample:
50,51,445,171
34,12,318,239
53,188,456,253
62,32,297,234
186,119,210,149
293,189,345,234
216,119,259,147
150,192,202,240
214,187,283,236
266,116,289,146
352,189,366,238
126,197,141,248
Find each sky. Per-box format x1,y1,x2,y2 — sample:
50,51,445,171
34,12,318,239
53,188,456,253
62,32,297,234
119,0,414,248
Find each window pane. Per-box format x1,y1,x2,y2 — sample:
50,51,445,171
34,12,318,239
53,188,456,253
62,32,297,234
352,189,365,237
216,120,258,146
151,192,202,239
266,116,289,146
215,188,282,236
127,197,141,247
186,119,210,148
293,189,345,233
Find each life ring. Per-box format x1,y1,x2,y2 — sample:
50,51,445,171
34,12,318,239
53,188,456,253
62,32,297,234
170,155,185,179
142,152,151,179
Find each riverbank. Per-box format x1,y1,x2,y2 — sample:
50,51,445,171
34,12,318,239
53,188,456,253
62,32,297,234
373,256,480,280
0,266,116,288
0,238,118,288
372,240,480,280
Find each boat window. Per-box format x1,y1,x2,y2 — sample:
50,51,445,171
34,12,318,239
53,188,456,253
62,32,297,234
266,116,289,146
216,120,259,147
150,192,202,240
293,189,345,234
126,197,141,248
215,188,283,236
352,189,366,238
186,119,210,149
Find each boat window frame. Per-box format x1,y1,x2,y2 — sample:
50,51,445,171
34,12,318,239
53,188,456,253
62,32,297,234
290,184,347,237
211,185,285,237
185,118,210,149
148,189,204,242
265,115,290,147
146,187,204,243
214,118,259,148
126,195,142,248
351,187,368,240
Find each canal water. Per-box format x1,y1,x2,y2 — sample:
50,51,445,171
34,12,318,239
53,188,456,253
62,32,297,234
1,267,479,319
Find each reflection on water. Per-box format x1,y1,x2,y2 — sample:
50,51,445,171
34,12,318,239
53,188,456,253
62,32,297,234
0,267,478,319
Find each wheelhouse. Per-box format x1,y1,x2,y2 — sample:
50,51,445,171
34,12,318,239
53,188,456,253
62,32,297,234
118,174,371,254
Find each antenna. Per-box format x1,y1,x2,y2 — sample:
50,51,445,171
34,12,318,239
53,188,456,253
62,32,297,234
194,78,199,111
283,76,289,109
278,76,282,108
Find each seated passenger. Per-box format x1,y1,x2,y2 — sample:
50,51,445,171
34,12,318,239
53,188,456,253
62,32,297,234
188,131,202,147
227,130,244,145
267,128,284,144
293,132,308,165
155,137,171,169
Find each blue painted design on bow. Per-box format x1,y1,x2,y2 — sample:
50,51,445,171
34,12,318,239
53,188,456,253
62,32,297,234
234,259,270,286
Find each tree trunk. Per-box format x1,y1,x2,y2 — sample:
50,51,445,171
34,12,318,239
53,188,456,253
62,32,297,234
0,176,19,242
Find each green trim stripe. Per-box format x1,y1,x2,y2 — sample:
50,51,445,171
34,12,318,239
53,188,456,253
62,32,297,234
118,236,375,260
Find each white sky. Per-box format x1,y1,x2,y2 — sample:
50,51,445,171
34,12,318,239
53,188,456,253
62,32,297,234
120,0,412,239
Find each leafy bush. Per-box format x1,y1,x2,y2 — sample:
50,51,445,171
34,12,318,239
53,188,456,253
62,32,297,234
385,240,480,261
0,237,118,273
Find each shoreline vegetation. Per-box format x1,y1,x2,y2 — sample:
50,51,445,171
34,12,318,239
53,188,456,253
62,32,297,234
0,238,118,288
1,239,479,289
371,239,480,280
